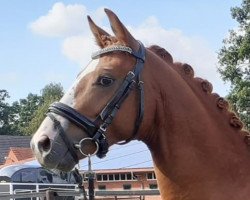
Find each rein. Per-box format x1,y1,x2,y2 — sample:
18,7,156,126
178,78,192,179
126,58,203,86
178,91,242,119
47,41,145,161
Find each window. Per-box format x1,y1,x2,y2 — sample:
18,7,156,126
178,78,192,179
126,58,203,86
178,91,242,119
147,173,152,179
149,184,158,189
121,174,126,180
108,174,114,181
96,173,137,182
98,185,106,190
11,173,21,182
114,174,120,180
21,169,37,183
39,169,68,184
126,173,132,180
123,184,131,190
23,171,37,183
97,174,102,181
102,174,108,181
147,172,156,180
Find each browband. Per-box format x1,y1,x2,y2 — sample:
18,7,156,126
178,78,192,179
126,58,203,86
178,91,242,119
91,45,133,59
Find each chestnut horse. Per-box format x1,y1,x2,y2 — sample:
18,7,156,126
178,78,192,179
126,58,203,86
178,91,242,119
31,9,250,200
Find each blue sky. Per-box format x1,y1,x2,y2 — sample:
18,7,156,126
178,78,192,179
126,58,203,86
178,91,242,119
0,1,241,169
0,0,240,103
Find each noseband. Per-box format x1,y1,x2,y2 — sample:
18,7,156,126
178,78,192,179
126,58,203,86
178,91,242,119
47,41,145,162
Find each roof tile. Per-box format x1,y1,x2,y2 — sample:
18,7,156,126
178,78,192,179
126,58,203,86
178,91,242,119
0,135,31,164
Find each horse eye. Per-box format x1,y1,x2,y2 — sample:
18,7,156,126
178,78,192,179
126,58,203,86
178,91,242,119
97,76,114,87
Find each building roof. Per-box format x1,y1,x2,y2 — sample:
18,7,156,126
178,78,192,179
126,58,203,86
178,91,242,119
0,135,31,165
9,147,34,161
4,147,34,165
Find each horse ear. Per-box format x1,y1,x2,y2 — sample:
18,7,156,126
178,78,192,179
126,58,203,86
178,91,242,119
104,8,139,51
87,16,110,48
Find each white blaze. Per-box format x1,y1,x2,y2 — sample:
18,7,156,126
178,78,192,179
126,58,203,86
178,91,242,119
60,59,99,106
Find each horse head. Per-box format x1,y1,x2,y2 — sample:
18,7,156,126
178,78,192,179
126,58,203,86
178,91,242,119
31,9,154,172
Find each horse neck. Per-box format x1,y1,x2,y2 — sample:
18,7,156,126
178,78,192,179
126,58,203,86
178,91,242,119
142,50,250,199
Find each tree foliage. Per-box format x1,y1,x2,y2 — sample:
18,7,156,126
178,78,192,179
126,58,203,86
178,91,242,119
0,83,64,136
0,90,18,135
13,93,42,135
0,90,10,131
22,83,64,135
218,0,250,130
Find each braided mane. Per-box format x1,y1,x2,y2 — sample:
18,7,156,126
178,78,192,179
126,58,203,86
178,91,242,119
148,45,250,145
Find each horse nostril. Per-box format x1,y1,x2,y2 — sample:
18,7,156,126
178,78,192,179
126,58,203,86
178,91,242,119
38,135,51,152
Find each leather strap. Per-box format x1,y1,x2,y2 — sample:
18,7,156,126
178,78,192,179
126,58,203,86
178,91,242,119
47,113,79,163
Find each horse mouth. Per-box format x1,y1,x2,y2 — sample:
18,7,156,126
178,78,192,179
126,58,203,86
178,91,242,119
31,135,78,172
38,150,76,172
34,148,76,172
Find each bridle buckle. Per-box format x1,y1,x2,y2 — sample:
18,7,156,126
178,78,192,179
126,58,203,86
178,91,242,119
99,125,107,133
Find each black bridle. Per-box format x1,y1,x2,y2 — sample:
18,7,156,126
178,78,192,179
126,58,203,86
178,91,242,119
47,41,145,162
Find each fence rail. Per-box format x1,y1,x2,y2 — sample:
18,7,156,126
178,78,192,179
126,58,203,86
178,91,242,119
96,190,160,196
0,189,81,199
0,188,160,199
0,182,79,199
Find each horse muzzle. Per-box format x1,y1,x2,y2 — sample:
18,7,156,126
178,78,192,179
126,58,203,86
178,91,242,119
31,133,77,172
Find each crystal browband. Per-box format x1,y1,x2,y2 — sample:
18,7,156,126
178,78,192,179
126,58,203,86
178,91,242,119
91,45,133,59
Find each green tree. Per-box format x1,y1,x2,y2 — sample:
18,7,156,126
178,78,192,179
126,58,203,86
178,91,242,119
0,89,11,134
218,0,250,130
0,90,18,135
13,93,42,135
41,83,64,103
0,83,64,136
23,83,64,135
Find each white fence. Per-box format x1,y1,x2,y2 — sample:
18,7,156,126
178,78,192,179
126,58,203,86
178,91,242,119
0,182,79,199
0,182,160,199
